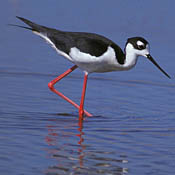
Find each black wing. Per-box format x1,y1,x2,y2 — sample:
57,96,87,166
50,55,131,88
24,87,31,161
16,16,125,64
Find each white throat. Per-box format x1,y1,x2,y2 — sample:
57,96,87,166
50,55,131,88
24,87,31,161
123,43,139,70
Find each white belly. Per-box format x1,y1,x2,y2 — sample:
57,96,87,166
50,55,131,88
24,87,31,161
69,46,125,73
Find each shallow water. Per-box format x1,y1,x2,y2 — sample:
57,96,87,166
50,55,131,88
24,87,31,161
1,69,175,175
1,1,175,175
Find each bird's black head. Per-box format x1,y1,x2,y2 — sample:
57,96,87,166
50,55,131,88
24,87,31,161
126,37,149,51
125,37,170,79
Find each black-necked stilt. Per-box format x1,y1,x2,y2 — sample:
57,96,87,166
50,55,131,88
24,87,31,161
14,16,170,119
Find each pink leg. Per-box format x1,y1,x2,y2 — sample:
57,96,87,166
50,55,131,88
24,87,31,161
79,72,88,120
48,65,92,117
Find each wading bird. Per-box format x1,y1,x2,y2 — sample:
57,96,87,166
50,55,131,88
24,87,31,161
14,16,170,120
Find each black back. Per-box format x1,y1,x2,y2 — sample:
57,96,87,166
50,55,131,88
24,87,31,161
16,16,125,64
48,31,125,64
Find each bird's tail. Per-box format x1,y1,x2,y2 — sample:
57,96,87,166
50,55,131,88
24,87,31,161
8,23,34,31
9,16,47,33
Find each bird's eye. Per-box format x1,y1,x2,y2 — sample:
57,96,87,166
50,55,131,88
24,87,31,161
137,45,145,50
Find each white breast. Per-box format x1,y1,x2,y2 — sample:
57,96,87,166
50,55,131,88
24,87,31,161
69,46,124,73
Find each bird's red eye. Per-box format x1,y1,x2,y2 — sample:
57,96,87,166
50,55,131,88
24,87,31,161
138,45,145,50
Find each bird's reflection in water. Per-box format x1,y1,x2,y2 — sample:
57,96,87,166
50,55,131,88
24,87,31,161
44,114,128,175
44,115,86,174
76,120,85,168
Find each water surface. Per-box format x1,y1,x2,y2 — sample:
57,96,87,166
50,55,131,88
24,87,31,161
1,1,175,175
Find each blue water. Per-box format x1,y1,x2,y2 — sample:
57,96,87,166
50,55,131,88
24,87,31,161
1,1,175,174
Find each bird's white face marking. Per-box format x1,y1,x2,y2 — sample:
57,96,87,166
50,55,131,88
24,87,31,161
136,43,149,57
137,40,144,46
124,43,150,69
125,43,150,57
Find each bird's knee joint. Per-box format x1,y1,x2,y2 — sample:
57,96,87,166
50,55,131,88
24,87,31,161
48,82,54,90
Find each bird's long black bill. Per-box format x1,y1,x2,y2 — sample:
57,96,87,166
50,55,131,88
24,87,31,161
146,54,171,79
